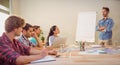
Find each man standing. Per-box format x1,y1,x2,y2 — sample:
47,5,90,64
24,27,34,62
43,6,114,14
96,7,114,47
0,16,48,65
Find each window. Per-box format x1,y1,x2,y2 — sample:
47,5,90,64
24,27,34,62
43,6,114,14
0,0,10,36
0,12,9,36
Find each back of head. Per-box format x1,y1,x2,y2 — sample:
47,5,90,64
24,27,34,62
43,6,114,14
5,16,25,33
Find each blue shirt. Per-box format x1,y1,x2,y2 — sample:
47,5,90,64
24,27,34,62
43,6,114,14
96,18,114,40
29,37,38,45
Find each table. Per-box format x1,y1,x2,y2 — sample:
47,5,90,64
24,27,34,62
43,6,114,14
26,50,120,65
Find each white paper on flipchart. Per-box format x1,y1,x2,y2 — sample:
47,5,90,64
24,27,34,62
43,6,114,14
76,12,96,42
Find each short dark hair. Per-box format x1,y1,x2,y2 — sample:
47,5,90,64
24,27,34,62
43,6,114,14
102,7,110,12
33,25,40,31
5,16,25,33
23,23,33,31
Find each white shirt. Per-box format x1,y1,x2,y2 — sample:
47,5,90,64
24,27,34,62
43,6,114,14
49,35,59,46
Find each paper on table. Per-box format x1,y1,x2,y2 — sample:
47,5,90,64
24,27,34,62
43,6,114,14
78,49,106,55
79,50,99,55
30,55,56,64
90,45,102,48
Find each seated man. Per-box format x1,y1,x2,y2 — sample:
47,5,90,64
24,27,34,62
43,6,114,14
18,23,57,55
18,23,43,48
0,16,48,65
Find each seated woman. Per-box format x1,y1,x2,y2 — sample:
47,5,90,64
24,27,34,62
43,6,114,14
47,25,60,46
30,25,45,48
17,23,57,55
29,25,57,55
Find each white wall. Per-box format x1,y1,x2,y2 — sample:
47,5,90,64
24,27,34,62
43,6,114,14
12,0,120,45
11,0,20,15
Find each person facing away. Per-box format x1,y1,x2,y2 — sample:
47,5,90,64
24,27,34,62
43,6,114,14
29,25,44,47
47,25,60,46
0,16,48,65
96,7,114,47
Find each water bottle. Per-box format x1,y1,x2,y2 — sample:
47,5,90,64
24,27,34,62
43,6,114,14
79,41,85,51
60,44,64,53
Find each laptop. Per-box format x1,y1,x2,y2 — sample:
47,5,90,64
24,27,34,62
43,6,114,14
52,37,67,48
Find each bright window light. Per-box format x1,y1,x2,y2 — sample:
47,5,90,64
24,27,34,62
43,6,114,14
0,5,9,11
0,12,9,36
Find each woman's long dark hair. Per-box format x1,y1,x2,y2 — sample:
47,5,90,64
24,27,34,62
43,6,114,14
46,25,57,46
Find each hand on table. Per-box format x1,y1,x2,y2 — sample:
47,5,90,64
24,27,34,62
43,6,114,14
39,48,49,58
48,50,57,55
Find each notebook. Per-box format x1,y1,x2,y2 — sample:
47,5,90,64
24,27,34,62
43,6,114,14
30,55,56,64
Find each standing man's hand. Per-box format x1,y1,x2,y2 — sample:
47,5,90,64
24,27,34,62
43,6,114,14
99,27,105,31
